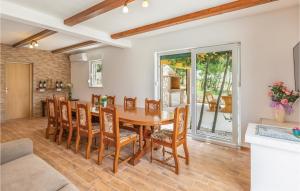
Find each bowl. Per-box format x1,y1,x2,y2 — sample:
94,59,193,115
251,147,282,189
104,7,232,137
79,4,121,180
292,128,300,138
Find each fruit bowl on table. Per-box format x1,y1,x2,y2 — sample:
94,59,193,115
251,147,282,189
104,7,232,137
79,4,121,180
292,127,300,138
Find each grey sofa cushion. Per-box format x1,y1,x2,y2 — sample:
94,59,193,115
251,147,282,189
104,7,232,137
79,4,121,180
1,154,71,191
1,138,33,165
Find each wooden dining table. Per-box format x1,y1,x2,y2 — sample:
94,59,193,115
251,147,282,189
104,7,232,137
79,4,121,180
71,102,174,165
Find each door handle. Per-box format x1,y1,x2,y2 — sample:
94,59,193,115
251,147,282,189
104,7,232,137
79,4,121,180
5,88,8,94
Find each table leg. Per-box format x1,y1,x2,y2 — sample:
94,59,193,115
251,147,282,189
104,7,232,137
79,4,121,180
129,125,152,166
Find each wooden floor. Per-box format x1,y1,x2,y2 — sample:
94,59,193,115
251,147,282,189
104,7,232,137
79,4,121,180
0,118,250,191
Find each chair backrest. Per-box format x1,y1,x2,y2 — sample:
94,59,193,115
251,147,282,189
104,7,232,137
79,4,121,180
106,96,116,106
92,94,101,106
47,98,56,121
59,100,72,128
124,96,137,110
99,106,120,141
76,103,92,132
205,92,214,103
53,94,67,118
145,98,161,114
53,94,67,102
173,105,189,142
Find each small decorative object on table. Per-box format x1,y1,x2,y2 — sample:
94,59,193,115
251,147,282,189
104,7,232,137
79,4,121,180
268,81,299,123
66,83,73,100
101,96,107,107
292,127,300,138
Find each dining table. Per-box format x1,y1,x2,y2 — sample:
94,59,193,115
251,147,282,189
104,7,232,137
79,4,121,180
71,102,174,165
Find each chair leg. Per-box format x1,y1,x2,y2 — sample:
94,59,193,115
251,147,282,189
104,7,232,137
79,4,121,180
57,127,64,145
113,146,120,173
183,140,189,165
53,127,58,142
67,127,73,149
162,146,165,159
132,140,136,155
98,137,104,165
86,136,92,159
150,139,153,163
75,133,80,153
45,123,50,139
172,146,179,174
94,135,98,146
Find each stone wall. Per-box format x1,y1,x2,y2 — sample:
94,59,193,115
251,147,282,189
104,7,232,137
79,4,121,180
0,44,71,122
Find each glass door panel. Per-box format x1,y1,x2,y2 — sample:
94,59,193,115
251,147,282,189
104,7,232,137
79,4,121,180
191,44,240,146
196,50,233,142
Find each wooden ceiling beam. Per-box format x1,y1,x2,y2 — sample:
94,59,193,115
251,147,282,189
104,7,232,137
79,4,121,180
12,29,56,48
51,40,98,54
64,0,135,26
111,0,276,39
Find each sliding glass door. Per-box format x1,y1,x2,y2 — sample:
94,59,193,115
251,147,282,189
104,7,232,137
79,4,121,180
191,44,241,146
155,43,241,146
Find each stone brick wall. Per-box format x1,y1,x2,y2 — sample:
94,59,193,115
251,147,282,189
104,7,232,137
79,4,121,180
0,44,71,122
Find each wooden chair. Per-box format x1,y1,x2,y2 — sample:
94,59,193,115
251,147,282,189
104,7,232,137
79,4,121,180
150,105,190,174
92,94,101,107
53,94,67,127
57,100,76,149
45,98,58,141
75,103,100,159
97,106,137,173
121,97,143,147
145,98,161,115
205,92,217,112
106,96,116,106
124,96,137,110
221,95,232,113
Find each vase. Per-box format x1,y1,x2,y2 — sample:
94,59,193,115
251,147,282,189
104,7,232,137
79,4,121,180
273,104,286,123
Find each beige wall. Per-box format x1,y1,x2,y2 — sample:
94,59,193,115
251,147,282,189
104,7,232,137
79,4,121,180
0,44,71,122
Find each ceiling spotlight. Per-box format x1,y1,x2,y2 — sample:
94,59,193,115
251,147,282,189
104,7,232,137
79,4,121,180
32,40,39,47
142,0,149,8
122,4,129,13
29,44,33,48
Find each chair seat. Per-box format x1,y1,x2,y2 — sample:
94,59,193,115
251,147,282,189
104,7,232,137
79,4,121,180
79,123,100,133
151,129,173,143
120,129,137,143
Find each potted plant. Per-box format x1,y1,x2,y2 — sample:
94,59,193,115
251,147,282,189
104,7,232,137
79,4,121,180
268,81,299,122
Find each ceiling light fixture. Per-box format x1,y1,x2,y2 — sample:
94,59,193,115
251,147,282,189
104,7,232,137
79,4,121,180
122,1,129,13
29,40,39,48
142,0,149,8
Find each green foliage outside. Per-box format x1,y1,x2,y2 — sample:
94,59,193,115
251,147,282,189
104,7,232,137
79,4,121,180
196,51,232,97
160,51,233,98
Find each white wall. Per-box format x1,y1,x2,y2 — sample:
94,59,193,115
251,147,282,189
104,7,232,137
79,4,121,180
71,6,300,144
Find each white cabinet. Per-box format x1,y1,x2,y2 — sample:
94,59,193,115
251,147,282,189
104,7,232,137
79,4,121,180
245,123,300,191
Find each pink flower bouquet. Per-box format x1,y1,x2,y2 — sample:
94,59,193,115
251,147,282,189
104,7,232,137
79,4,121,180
268,81,299,114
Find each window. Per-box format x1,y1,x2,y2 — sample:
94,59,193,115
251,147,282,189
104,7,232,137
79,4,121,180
89,59,103,87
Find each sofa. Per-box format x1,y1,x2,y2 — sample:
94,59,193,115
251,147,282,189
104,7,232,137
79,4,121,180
0,138,79,191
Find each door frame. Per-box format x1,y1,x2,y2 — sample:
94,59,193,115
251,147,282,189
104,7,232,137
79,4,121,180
191,43,241,147
154,42,241,147
5,62,33,120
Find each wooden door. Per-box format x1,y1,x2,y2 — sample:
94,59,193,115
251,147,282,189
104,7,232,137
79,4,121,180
5,63,32,120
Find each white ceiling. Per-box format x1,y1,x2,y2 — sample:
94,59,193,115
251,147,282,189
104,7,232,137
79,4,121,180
8,0,235,34
1,0,299,51
0,18,42,45
0,18,104,52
